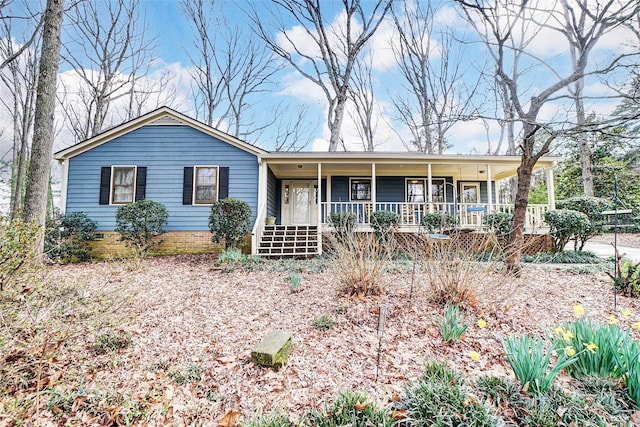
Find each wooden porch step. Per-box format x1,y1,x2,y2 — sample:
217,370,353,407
257,225,319,258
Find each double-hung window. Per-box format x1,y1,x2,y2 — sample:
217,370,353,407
350,178,371,201
193,166,218,204
111,166,136,204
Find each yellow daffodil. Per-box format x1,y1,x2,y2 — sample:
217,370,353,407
584,342,598,353
470,351,481,361
477,319,487,329
553,326,565,336
621,309,632,318
562,330,574,341
608,314,619,325
564,346,576,357
634,321,640,330
573,304,585,316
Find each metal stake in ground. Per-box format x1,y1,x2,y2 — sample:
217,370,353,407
375,305,388,383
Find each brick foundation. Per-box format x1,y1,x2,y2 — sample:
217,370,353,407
90,231,226,258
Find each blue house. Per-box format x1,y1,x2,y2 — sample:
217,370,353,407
55,107,559,257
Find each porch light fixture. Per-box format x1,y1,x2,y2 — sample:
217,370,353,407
297,164,303,168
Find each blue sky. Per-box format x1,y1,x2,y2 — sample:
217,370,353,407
1,0,638,157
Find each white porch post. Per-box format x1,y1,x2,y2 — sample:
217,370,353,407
59,159,69,213
252,158,268,255
317,162,323,255
371,163,377,211
427,163,433,213
486,164,493,212
326,174,332,221
547,165,556,209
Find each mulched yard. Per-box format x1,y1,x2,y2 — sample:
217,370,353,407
1,234,639,425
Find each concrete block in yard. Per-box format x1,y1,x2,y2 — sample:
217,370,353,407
251,330,293,368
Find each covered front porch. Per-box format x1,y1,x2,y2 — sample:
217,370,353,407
252,152,559,256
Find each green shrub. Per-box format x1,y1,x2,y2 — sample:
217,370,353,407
439,304,468,343
502,334,576,394
552,319,629,379
209,197,252,249
115,200,168,257
369,210,399,239
45,211,98,263
483,212,513,235
396,361,497,426
421,212,456,233
312,314,335,330
544,209,591,253
329,212,356,236
557,196,612,250
304,391,393,426
0,217,39,291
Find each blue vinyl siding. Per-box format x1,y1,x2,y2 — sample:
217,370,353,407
267,168,277,218
65,125,259,231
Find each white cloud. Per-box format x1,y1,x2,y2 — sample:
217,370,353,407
367,17,398,72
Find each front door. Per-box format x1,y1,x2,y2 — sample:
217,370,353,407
282,180,318,225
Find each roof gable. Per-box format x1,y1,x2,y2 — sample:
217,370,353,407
54,107,267,160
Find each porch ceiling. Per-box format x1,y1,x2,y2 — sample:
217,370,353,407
266,159,551,181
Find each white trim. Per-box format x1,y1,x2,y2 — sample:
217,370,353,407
371,163,376,208
349,177,372,202
459,182,481,204
60,159,68,213
427,164,433,213
486,164,493,211
110,165,137,205
405,178,427,203
547,165,556,209
192,165,219,205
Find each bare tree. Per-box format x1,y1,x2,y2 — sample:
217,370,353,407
251,0,392,152
22,0,63,255
457,0,640,272
182,0,280,141
60,0,161,142
0,17,41,218
0,3,43,70
391,0,482,154
271,103,318,151
348,54,378,151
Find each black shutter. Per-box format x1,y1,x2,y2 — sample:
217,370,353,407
135,167,147,201
183,167,194,205
99,167,111,205
218,167,229,200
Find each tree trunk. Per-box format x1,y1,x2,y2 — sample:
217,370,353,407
578,136,594,196
21,0,64,255
504,154,536,274
328,94,347,152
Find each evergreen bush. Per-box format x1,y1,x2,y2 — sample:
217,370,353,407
369,210,399,240
209,197,252,249
544,209,590,252
115,200,168,257
45,211,98,263
483,212,513,235
421,212,456,233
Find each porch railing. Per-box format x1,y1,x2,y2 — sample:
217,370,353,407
321,202,549,231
